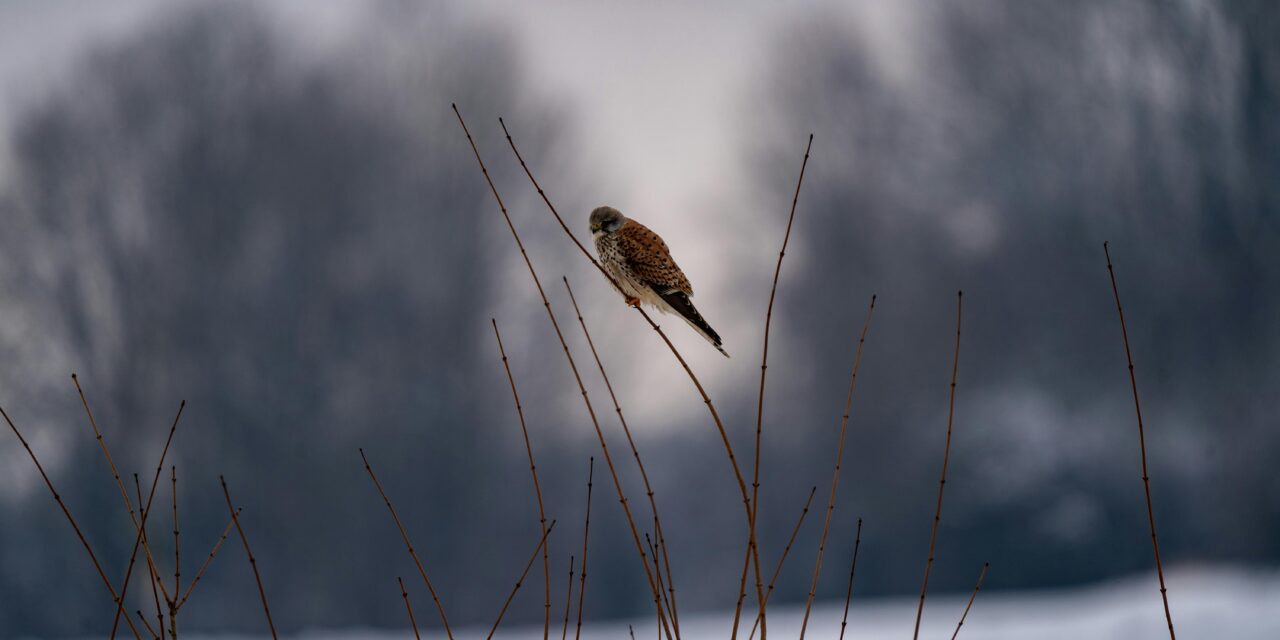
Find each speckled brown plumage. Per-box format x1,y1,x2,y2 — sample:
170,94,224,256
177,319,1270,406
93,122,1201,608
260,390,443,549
590,206,728,357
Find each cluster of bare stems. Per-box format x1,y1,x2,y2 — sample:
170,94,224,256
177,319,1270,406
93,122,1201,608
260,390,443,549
3,104,1174,640
1,377,273,640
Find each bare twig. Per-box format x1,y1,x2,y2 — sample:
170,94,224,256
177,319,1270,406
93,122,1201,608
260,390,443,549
359,448,453,639
950,562,989,640
564,276,681,633
137,610,159,639
220,475,277,639
172,466,180,596
737,133,814,638
912,291,963,640
799,295,877,639
561,555,576,640
134,475,164,638
1104,242,1176,639
747,486,819,640
487,520,558,640
575,458,594,640
838,519,864,640
72,375,173,605
109,400,185,637
0,404,145,640
454,104,673,640
178,508,240,609
495,112,764,636
645,533,674,635
399,577,422,640
492,319,553,639
169,465,180,640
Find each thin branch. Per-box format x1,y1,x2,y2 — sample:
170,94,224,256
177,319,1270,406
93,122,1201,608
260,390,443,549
645,533,674,635
0,404,144,640
178,508,241,609
737,132,814,638
747,486,819,640
134,474,164,639
137,610,159,639
399,577,422,640
359,448,453,639
912,291,964,640
1104,241,1176,639
72,375,173,605
950,562,989,640
799,295,877,639
838,519,864,640
110,400,185,637
494,112,763,637
172,465,180,597
560,555,575,640
487,520,558,640
575,457,594,640
220,475,277,639
492,318,553,639
563,276,681,633
454,104,673,640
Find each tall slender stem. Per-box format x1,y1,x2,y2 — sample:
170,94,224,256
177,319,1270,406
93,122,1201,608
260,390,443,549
737,133,814,638
1104,241,1176,639
492,319,552,639
912,291,964,640
220,476,277,639
359,448,454,638
837,519,864,640
799,295,877,639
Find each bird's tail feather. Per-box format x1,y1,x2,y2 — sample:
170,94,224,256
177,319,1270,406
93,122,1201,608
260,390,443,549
652,287,730,358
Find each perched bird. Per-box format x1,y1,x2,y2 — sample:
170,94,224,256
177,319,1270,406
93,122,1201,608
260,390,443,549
589,206,729,357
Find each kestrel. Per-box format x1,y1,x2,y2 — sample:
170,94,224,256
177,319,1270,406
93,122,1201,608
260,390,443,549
589,206,729,357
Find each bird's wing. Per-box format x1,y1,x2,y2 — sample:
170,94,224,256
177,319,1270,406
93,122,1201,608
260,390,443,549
616,220,693,296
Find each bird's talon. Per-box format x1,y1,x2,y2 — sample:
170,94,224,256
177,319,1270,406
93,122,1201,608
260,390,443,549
625,296,641,308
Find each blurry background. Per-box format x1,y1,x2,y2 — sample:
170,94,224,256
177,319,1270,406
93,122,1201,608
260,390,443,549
0,0,1277,636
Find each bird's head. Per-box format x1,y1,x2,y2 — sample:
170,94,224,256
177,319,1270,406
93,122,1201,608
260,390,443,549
589,206,626,237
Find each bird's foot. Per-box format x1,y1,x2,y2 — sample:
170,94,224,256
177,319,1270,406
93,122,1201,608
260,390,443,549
624,295,641,308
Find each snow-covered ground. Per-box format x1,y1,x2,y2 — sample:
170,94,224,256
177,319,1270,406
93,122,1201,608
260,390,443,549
182,565,1280,639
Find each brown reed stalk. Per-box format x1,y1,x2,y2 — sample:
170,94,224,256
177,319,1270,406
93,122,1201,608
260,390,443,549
495,113,766,635
645,532,674,633
220,475,277,639
359,448,454,639
837,518,864,640
1103,241,1176,639
737,133,815,638
111,478,158,640
563,276,682,632
798,295,877,639
171,466,180,597
575,457,594,640
454,104,674,640
492,318,553,639
950,562,989,640
133,474,165,638
560,555,576,640
136,611,159,639
747,486,818,640
911,291,963,640
72,375,174,606
0,404,145,640
177,508,240,609
487,520,558,640
110,400,185,637
629,625,636,640
399,577,422,640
